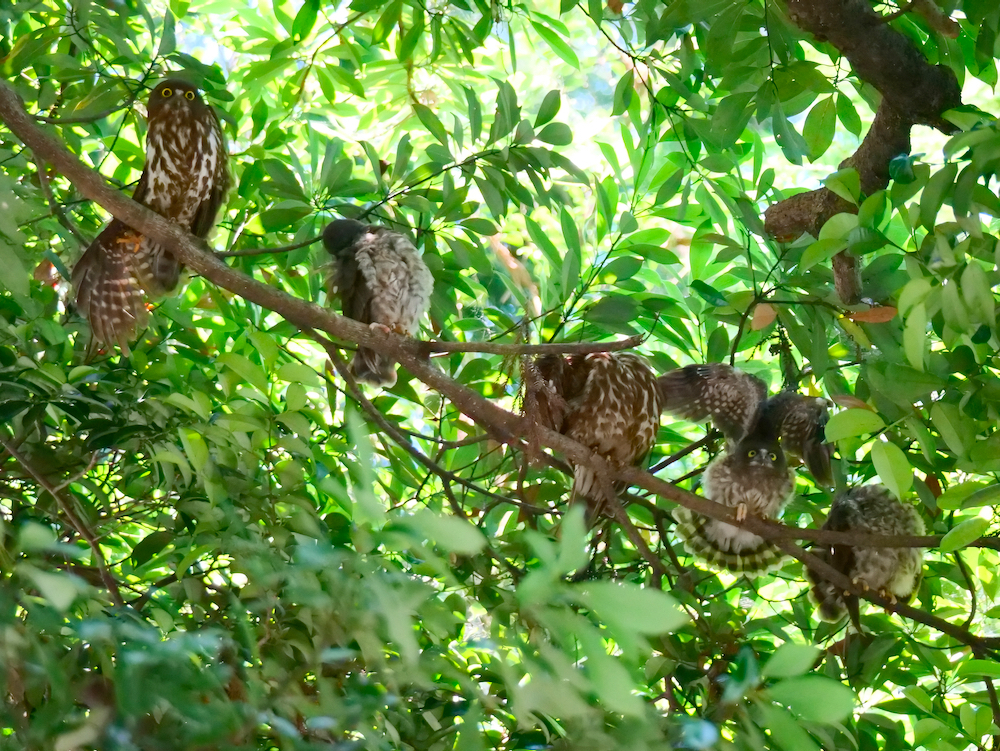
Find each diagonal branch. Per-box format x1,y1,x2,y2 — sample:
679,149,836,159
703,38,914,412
2,78,994,649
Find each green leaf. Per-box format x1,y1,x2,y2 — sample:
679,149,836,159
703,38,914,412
535,89,561,127
920,162,958,230
536,122,572,145
871,441,913,500
292,0,319,41
690,280,728,307
530,21,580,69
903,302,927,371
762,643,820,679
577,581,688,634
939,517,989,554
413,103,449,146
799,238,846,272
802,96,835,159
824,409,886,442
768,676,855,723
930,402,969,456
21,566,81,611
587,295,639,324
407,511,487,555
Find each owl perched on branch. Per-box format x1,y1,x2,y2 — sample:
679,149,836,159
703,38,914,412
658,363,831,573
809,485,925,625
73,79,230,353
531,352,662,512
323,219,434,387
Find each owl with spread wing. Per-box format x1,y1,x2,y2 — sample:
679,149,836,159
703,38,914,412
809,484,925,625
323,219,434,387
73,79,230,353
658,363,831,573
532,352,662,512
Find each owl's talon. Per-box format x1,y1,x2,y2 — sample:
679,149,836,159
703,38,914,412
877,589,897,606
852,577,870,592
368,322,393,336
735,503,748,522
115,232,143,255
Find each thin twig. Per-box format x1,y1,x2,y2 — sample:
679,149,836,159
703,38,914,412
35,157,89,246
0,436,124,606
217,235,321,258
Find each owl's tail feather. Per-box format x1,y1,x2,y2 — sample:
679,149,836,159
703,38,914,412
352,347,398,387
673,508,788,574
129,241,182,298
72,223,149,354
808,577,853,623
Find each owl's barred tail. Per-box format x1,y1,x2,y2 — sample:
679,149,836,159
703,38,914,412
72,224,149,354
809,579,850,622
351,347,398,387
673,508,788,574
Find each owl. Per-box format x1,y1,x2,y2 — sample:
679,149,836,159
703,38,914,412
532,352,663,510
323,219,434,387
73,79,230,353
808,484,925,624
672,432,794,573
657,363,832,485
659,363,831,573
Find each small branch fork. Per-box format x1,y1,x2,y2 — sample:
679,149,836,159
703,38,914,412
0,436,125,607
1,80,994,650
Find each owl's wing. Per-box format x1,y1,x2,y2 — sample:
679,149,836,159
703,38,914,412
764,391,832,486
189,122,231,239
530,355,569,432
657,363,767,442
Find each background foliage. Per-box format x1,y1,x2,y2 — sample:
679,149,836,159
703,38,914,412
1,0,1000,748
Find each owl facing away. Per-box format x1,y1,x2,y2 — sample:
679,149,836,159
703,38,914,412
809,484,925,624
323,219,434,387
532,352,663,510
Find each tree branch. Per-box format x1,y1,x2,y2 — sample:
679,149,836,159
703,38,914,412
3,77,993,649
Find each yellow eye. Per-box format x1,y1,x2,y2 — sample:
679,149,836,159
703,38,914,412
769,452,778,462
184,90,195,100
747,449,757,458
161,87,172,97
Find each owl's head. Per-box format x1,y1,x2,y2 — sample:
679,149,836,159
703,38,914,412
148,79,207,118
734,438,786,471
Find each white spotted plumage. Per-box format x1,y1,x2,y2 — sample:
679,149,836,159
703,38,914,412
323,220,434,387
535,352,662,506
72,79,230,353
809,485,925,622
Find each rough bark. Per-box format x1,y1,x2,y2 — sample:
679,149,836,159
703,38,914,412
766,0,963,303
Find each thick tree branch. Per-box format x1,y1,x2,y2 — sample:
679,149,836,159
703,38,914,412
767,0,963,302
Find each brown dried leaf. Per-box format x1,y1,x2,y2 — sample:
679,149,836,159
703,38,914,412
845,305,897,323
831,394,872,411
750,303,777,330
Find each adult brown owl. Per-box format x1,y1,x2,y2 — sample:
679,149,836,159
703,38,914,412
809,484,925,625
72,79,230,353
323,219,434,387
532,352,662,511
660,363,831,573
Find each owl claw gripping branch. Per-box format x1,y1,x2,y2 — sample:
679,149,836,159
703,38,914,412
72,79,231,354
657,363,832,575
